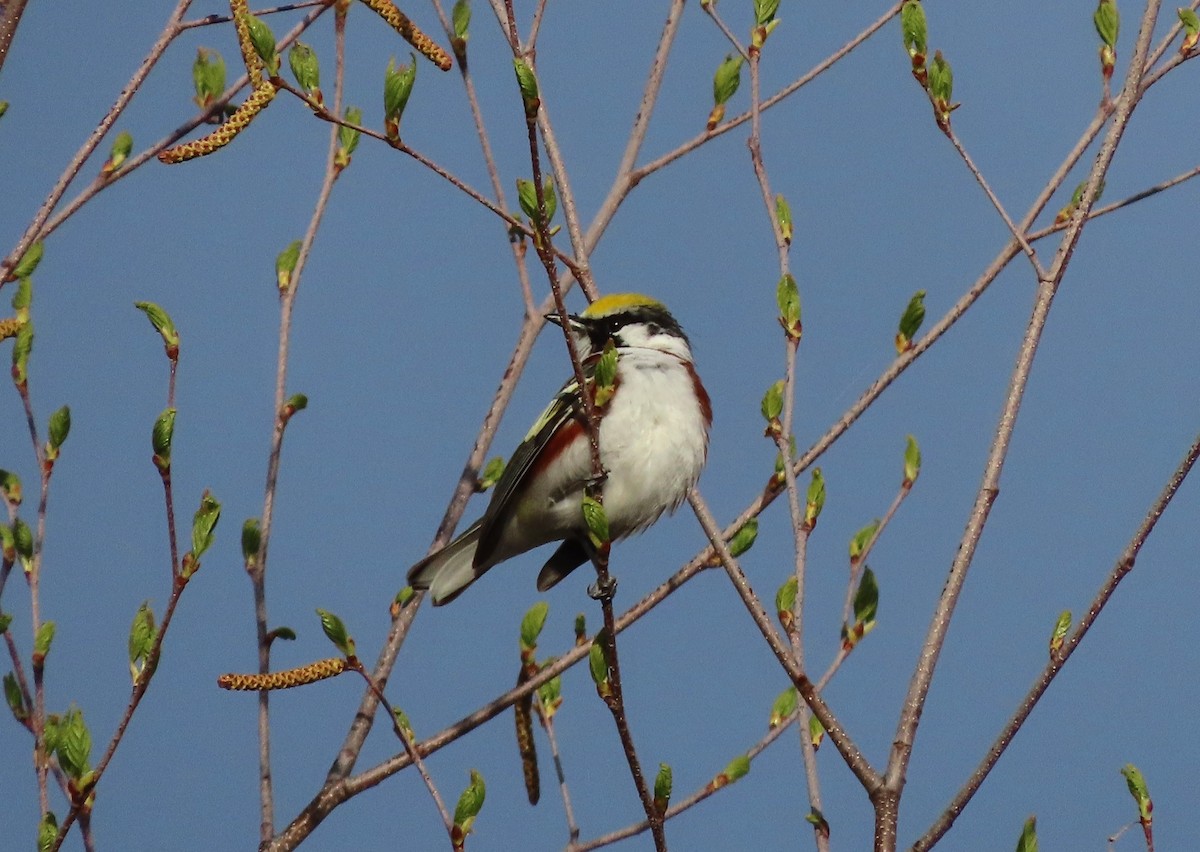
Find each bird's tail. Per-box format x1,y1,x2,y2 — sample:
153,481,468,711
407,521,484,606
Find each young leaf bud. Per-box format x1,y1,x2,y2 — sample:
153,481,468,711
289,42,322,104
519,601,549,652
246,15,279,74
275,240,301,292
903,435,922,487
102,131,133,176
776,273,802,339
581,495,609,550
728,518,759,557
316,608,356,657
383,54,417,139
768,686,798,728
453,769,487,836
653,763,673,814
193,48,227,111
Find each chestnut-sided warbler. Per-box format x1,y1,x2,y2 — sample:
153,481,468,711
408,293,712,605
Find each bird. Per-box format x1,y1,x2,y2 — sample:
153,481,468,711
408,293,712,605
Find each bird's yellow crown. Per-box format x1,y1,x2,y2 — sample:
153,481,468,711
579,293,666,319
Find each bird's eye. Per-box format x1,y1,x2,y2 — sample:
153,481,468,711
646,322,661,335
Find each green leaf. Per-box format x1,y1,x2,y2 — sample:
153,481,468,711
853,567,879,629
896,289,926,352
0,525,13,562
0,468,22,505
337,106,363,161
38,811,58,852
288,42,321,96
55,705,92,780
769,686,798,728
383,54,417,132
591,339,618,407
805,467,825,527
519,601,550,651
47,405,71,451
0,613,9,633
245,14,278,72
775,576,797,624
849,520,880,562
722,754,751,784
0,101,7,120
452,0,471,39
775,194,793,244
11,276,32,314
776,274,801,339
536,663,562,712
903,435,922,485
152,408,176,469
728,518,758,557
1180,7,1200,36
12,517,33,560
713,54,743,106
478,456,505,491
285,393,308,414
761,380,785,424
928,50,953,103
134,301,180,352
754,0,781,27
128,601,157,683
1120,763,1153,822
901,1,928,58
34,621,56,659
192,48,227,108
242,518,262,565
13,241,43,280
190,491,222,561
393,706,414,739
454,768,486,832
654,763,672,810
574,612,586,644
107,130,133,170
275,240,301,291
1015,815,1038,852
316,608,356,657
1049,609,1071,656
808,712,825,748
516,177,556,226
581,495,609,549
1094,0,1119,48
4,672,27,720
272,626,297,641
10,321,32,386
513,58,539,106
588,639,609,687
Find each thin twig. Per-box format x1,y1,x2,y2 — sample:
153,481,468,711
912,429,1200,851
879,4,1165,849
945,131,1042,275
346,660,453,832
0,0,197,285
14,6,327,266
571,710,801,851
251,5,351,841
539,707,580,844
840,483,909,628
689,490,880,793
0,0,32,79
178,0,326,29
701,2,749,61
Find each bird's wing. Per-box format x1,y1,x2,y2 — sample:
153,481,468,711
474,362,595,567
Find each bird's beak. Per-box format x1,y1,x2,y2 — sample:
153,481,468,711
545,310,581,329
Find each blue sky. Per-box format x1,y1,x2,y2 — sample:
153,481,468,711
2,1,1199,850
